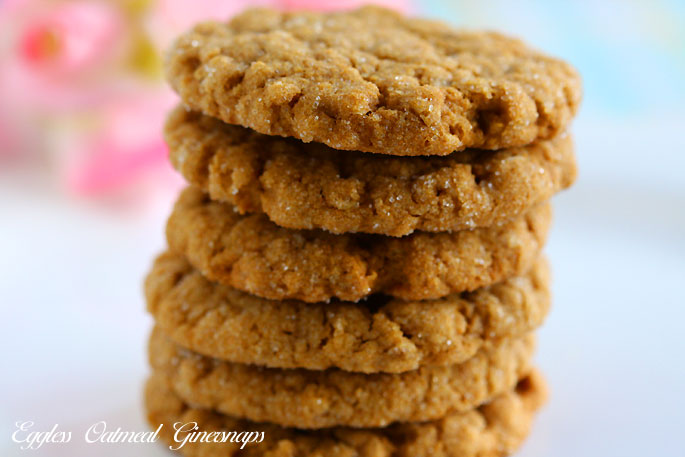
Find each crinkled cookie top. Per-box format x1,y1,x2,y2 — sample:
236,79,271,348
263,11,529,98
166,6,581,156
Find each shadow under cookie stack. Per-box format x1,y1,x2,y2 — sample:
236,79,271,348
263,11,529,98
143,7,580,457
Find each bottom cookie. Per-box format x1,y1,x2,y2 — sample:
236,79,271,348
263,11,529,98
145,370,546,457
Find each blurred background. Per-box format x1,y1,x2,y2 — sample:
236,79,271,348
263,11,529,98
1,0,683,456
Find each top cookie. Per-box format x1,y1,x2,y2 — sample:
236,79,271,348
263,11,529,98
166,7,581,156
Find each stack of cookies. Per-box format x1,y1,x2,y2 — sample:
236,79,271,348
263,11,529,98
144,7,580,457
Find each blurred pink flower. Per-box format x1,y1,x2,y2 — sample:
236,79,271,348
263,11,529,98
0,114,20,158
64,90,179,195
0,61,121,112
1,0,31,13
67,138,169,194
1,1,125,111
17,1,122,75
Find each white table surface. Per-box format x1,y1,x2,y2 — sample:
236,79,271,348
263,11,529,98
1,114,684,456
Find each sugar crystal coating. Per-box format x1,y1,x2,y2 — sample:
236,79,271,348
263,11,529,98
146,252,550,373
145,370,546,457
166,107,576,236
149,327,535,429
166,6,581,156
166,187,552,303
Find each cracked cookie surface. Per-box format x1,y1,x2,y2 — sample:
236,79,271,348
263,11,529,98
146,252,549,373
145,369,546,456
166,6,581,156
166,187,551,303
166,107,576,236
149,327,534,429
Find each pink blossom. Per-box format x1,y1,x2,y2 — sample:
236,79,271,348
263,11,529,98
17,1,122,75
64,90,179,195
0,1,126,112
0,60,123,112
66,136,170,194
0,113,20,158
1,0,31,14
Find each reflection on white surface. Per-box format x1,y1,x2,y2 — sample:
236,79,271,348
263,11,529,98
1,115,684,456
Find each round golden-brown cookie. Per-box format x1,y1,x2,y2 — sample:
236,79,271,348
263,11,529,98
148,327,535,429
145,369,546,457
146,252,549,373
166,187,551,303
166,7,581,156
166,107,576,236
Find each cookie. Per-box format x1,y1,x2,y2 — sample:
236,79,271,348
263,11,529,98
149,327,534,429
146,369,546,457
146,252,549,373
166,7,581,156
166,187,551,303
166,107,576,236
